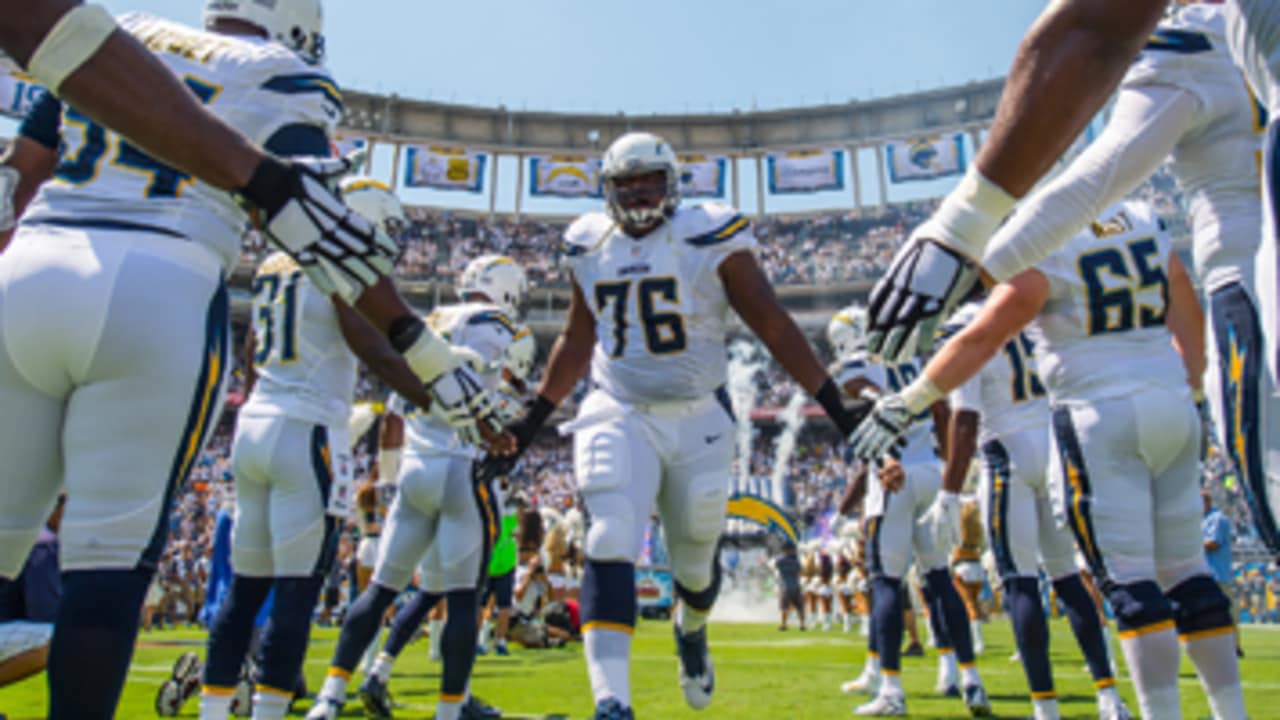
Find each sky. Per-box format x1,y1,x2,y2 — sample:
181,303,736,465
77,1,1047,214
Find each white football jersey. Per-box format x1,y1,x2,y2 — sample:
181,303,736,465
388,302,517,451
241,252,356,428
833,353,936,465
1028,201,1186,403
1226,0,1280,114
0,64,44,120
1127,5,1263,291
943,302,1049,445
562,203,755,404
19,12,340,272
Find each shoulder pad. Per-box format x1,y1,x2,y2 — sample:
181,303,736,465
677,203,750,248
259,65,343,111
256,252,299,277
466,307,519,335
560,212,613,258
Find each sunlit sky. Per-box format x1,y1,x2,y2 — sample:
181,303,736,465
43,2,1050,214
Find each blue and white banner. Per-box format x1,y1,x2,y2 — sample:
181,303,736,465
0,65,45,120
886,134,966,183
678,154,728,199
529,155,602,198
404,144,486,193
766,148,845,194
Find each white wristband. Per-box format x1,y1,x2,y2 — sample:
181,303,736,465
927,167,1018,260
900,374,944,415
28,4,117,92
401,324,457,382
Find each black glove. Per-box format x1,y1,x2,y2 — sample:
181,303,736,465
475,395,555,483
239,154,398,303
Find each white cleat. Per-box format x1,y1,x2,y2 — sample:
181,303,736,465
841,669,881,696
1097,690,1135,720
304,697,343,720
674,624,715,710
854,692,907,716
963,684,992,717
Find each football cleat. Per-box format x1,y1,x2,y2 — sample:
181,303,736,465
1098,690,1135,720
840,669,881,696
854,692,907,716
460,694,503,719
154,651,202,716
592,697,635,720
154,679,181,717
963,684,992,717
358,675,395,719
674,623,715,710
303,696,343,720
494,640,510,657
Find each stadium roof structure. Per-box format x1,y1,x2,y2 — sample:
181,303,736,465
338,77,1004,153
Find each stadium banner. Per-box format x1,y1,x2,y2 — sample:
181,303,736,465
529,155,602,198
885,134,966,183
0,66,45,120
678,154,728,199
766,148,845,194
404,144,486,193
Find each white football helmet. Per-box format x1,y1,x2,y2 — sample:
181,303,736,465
204,0,325,64
503,327,537,383
339,177,407,238
827,305,869,358
601,131,680,232
458,255,529,320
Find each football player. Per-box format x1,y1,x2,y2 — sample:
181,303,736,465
307,255,529,720
979,3,1279,560
853,201,1245,720
826,306,991,717
354,324,537,703
197,178,427,720
934,301,1130,720
476,132,865,719
0,2,490,407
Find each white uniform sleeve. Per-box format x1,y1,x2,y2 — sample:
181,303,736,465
982,84,1202,281
459,310,518,370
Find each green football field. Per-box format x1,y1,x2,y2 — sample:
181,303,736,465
2,619,1278,719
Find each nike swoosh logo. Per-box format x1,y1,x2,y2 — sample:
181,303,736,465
705,435,722,445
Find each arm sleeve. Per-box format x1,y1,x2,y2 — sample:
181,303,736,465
982,83,1201,281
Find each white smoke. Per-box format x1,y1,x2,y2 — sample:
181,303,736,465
769,389,808,505
727,340,766,496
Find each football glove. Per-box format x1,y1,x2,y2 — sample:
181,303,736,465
429,360,503,448
239,154,398,304
848,392,916,460
918,490,962,552
476,395,555,484
865,230,979,363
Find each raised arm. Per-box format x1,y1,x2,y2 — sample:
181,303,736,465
1164,252,1206,392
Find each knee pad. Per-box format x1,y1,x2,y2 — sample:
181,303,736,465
583,493,637,562
1166,575,1233,638
580,560,635,629
1106,579,1173,635
675,548,722,612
